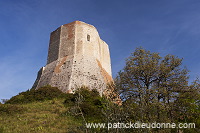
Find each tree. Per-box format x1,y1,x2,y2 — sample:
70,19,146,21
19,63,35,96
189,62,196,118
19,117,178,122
115,47,191,123
173,79,200,132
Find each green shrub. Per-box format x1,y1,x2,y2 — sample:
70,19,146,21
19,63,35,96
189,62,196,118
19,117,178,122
0,104,25,115
63,93,75,106
64,87,108,121
6,85,66,104
0,127,3,133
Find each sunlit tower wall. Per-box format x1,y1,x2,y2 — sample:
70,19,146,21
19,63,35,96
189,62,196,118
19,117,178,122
32,21,113,95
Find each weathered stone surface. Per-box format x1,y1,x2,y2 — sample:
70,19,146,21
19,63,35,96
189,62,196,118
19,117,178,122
32,21,113,95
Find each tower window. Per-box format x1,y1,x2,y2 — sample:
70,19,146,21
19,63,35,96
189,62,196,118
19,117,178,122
87,34,90,41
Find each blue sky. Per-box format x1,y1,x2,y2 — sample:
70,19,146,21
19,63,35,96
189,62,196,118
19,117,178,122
1,0,200,100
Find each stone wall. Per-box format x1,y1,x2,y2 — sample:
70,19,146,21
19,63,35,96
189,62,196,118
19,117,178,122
47,27,61,64
33,21,113,95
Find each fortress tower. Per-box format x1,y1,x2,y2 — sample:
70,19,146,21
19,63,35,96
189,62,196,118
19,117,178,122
32,21,113,95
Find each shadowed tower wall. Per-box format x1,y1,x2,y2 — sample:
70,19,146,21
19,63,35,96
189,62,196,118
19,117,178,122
32,21,112,94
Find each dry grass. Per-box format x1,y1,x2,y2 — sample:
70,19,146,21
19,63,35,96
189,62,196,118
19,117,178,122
0,99,82,133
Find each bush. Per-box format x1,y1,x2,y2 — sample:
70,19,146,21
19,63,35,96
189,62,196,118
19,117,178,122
63,93,76,106
6,85,66,104
0,104,25,115
0,127,3,133
64,87,108,121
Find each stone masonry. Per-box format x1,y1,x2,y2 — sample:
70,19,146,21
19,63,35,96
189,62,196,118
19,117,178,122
32,21,113,95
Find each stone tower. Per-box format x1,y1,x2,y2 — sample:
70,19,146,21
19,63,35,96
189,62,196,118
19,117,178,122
32,21,113,95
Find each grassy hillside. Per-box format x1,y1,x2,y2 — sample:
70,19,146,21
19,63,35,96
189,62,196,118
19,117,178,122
1,85,199,133
0,86,109,133
0,99,82,133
